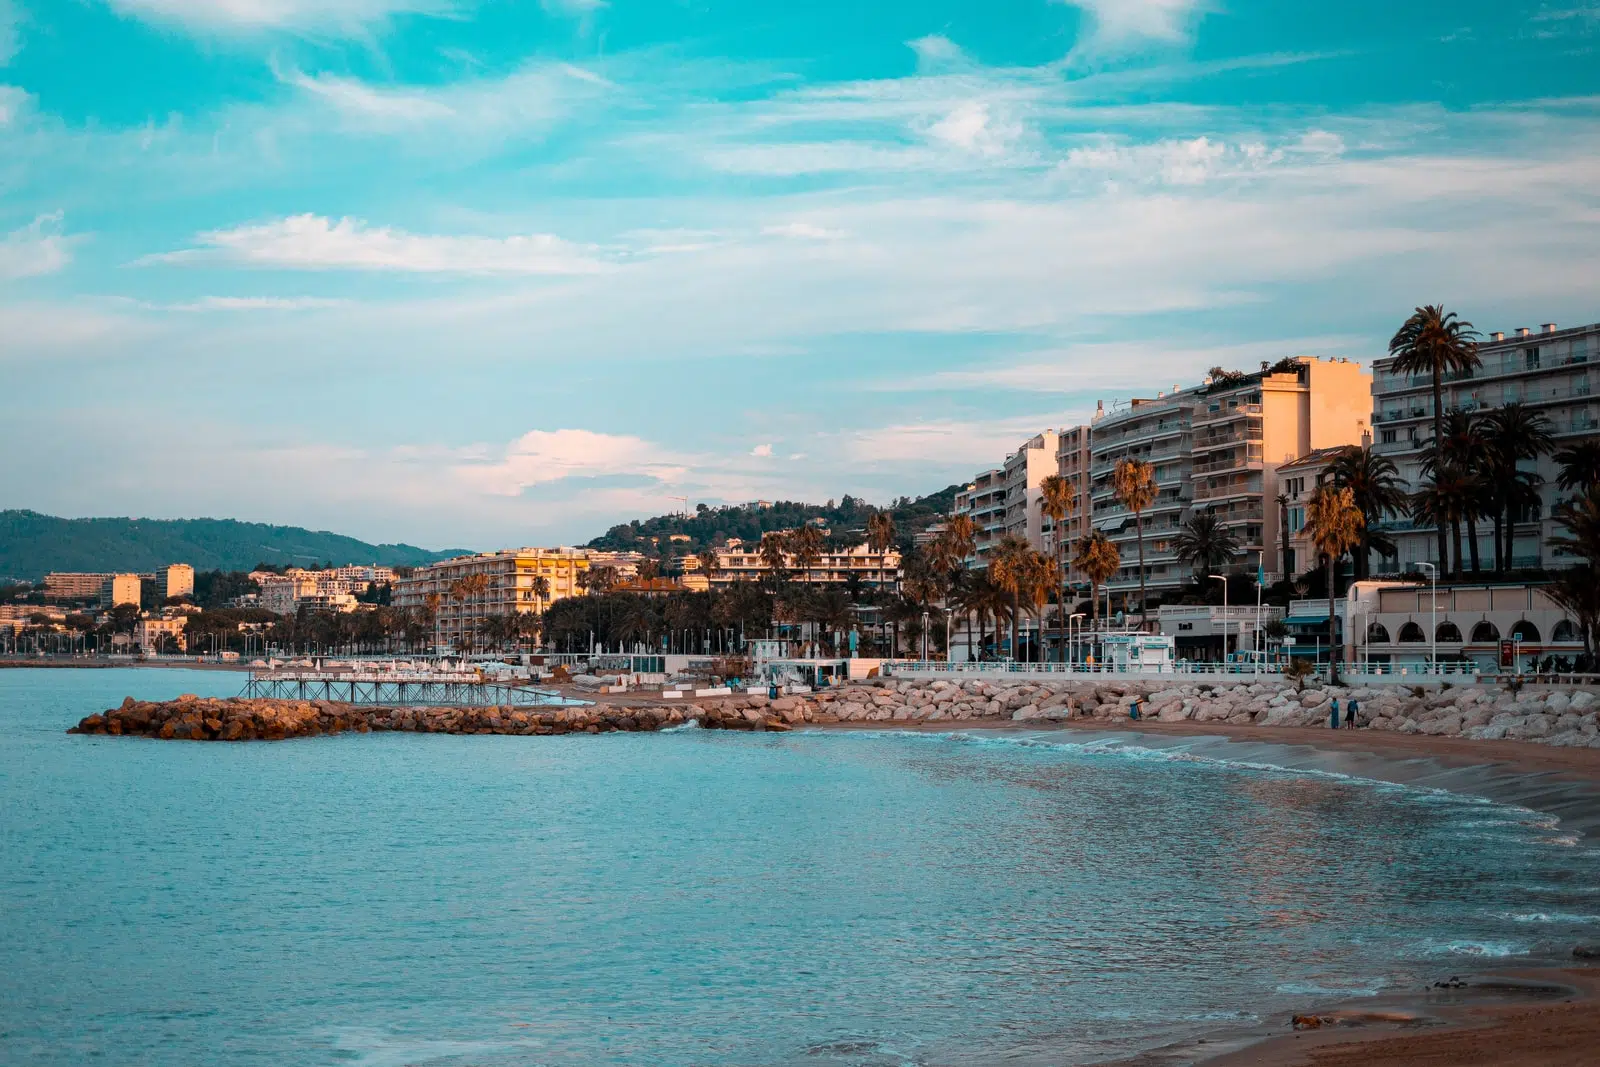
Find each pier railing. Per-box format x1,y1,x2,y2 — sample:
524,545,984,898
241,670,580,707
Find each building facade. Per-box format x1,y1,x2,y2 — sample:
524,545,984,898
680,539,901,589
391,549,593,650
1089,357,1371,606
1050,423,1095,580
1369,320,1599,573
101,574,141,608
135,615,188,653
140,564,195,601
1274,445,1353,581
1348,580,1584,673
43,572,111,601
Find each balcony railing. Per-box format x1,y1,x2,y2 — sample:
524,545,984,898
1191,447,1264,475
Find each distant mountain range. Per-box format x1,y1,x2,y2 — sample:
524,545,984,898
0,510,468,581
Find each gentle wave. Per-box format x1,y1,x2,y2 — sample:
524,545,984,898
1420,939,1529,957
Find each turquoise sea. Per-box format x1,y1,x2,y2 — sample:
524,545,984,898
3,668,1598,1066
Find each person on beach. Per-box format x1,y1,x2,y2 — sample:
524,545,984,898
1329,696,1340,729
1130,699,1141,721
1347,698,1360,729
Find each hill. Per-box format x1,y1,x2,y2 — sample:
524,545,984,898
586,486,963,555
0,510,466,580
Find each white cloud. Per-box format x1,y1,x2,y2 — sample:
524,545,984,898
750,443,773,457
541,0,605,16
456,429,689,497
0,84,27,124
761,222,845,240
925,101,1023,157
103,0,452,35
1061,0,1210,54
0,212,71,279
284,71,455,124
139,214,609,274
159,296,350,312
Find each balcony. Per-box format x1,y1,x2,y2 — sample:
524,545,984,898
1196,402,1263,424
1194,479,1260,502
1192,447,1264,475
1192,421,1264,452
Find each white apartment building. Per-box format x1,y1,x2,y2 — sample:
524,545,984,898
1090,357,1371,605
1370,320,1598,573
1051,424,1095,580
681,538,901,588
1003,431,1059,551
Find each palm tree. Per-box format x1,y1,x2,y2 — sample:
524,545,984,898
1549,485,1600,568
944,513,976,564
1326,445,1407,579
1555,440,1600,493
1411,465,1477,579
1545,565,1600,659
1172,511,1241,584
787,525,824,587
1304,485,1364,685
1072,531,1120,633
866,511,897,593
988,534,1032,660
530,574,551,612
810,589,855,655
1419,410,1489,575
1023,552,1060,663
695,549,720,589
1387,305,1482,570
1037,473,1075,658
758,531,789,591
1482,402,1555,572
1111,457,1158,626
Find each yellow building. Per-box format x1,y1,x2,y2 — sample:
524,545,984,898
680,538,900,589
101,574,141,608
392,548,594,650
135,615,188,652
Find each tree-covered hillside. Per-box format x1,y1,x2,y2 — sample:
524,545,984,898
0,510,466,580
586,486,963,556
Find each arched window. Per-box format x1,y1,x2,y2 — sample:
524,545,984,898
1471,620,1501,643
1436,621,1463,643
1511,619,1541,642
1553,619,1580,643
1398,621,1426,643
1367,622,1391,643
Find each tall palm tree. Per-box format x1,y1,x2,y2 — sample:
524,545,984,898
988,534,1032,660
1072,531,1120,632
1172,511,1241,584
944,512,976,564
1023,552,1060,663
530,574,551,612
1482,402,1555,572
1304,485,1364,685
866,511,897,593
695,549,720,589
1111,457,1158,626
1545,565,1600,659
1387,305,1482,570
1555,440,1600,494
1419,410,1488,575
1326,445,1407,579
758,531,789,591
1549,485,1600,568
1412,466,1476,579
787,525,824,587
1037,473,1075,659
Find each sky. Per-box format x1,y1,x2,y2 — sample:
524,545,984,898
2,1,1598,550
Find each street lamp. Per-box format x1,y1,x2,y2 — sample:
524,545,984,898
1208,574,1228,667
921,610,929,662
1069,613,1085,670
1417,562,1437,675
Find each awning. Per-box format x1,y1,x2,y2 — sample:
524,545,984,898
1284,614,1330,625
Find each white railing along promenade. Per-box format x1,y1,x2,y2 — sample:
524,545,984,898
883,660,1506,685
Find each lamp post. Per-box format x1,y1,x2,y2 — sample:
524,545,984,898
1208,574,1228,668
921,610,929,662
1417,562,1437,675
1069,613,1085,671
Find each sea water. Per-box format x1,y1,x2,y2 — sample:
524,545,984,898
3,668,1598,1066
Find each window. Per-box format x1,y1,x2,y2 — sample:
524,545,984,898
1367,623,1391,643
1511,619,1541,642
1553,620,1579,642
1288,507,1304,531
1525,347,1541,370
1436,622,1463,643
1380,429,1397,444
1398,621,1426,642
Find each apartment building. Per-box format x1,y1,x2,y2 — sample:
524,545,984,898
391,548,593,650
1275,445,1350,579
140,564,194,601
1370,320,1598,572
43,572,112,601
955,469,1006,565
679,538,901,588
1002,431,1059,552
1051,424,1095,579
134,615,188,653
1090,357,1371,605
101,574,141,608
1088,387,1201,602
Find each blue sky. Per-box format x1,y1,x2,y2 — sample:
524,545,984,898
2,1,1597,549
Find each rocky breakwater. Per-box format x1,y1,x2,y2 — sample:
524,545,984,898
809,678,1600,748
68,695,801,740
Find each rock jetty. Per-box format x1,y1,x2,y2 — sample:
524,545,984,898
69,679,1600,748
68,694,805,741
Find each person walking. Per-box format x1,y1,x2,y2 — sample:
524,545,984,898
1329,696,1340,730
1346,697,1360,729
1130,699,1141,721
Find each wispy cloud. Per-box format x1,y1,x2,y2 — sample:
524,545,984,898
0,212,72,279
0,0,20,66
457,428,689,496
156,296,351,312
1059,0,1210,57
138,214,610,274
104,0,454,36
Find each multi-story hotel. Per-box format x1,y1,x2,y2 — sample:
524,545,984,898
391,548,594,650
139,564,194,601
952,431,1065,568
1049,424,1095,578
1085,356,1370,604
679,538,901,589
43,572,113,601
1369,320,1598,573
954,469,1005,564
